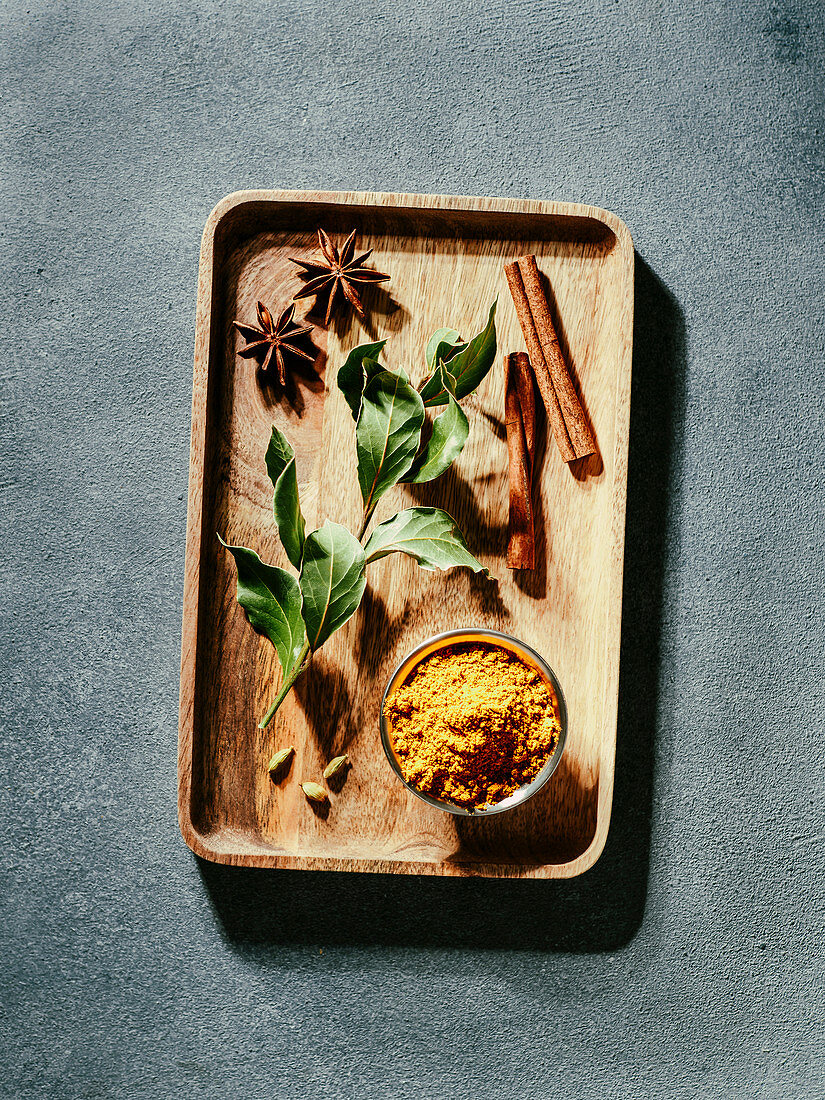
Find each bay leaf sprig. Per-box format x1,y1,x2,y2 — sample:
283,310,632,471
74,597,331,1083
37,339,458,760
221,303,497,729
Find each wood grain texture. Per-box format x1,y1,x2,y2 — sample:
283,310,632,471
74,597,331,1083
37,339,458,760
178,189,634,878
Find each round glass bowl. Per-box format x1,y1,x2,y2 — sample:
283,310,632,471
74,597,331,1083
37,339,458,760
379,628,567,816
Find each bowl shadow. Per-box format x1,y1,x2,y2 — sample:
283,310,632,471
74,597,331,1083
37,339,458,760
196,255,685,954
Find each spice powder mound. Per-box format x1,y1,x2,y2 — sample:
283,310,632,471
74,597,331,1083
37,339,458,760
385,642,561,811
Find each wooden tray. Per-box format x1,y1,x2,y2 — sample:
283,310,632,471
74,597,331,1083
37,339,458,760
178,189,633,878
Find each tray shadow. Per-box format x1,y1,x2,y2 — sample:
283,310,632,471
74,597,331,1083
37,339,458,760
196,256,685,953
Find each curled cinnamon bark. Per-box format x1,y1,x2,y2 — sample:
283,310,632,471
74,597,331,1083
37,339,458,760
504,262,575,463
505,352,535,570
512,350,536,467
517,255,596,459
504,257,596,461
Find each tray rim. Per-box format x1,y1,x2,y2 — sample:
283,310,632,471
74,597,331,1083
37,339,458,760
178,188,635,879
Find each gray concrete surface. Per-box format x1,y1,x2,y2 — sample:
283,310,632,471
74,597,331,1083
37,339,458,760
2,1,823,1097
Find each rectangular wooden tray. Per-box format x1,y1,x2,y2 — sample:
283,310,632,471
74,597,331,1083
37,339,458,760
178,189,633,878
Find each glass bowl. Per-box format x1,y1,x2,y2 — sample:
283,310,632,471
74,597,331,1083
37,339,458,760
379,627,568,816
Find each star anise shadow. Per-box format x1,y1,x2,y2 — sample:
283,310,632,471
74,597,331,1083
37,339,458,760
255,332,326,414
304,283,408,342
349,283,408,339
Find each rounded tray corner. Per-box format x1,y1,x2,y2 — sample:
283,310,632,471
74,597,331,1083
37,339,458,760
584,203,635,259
177,802,225,865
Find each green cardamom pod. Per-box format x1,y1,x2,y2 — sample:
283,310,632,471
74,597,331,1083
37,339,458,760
323,754,349,780
267,746,295,777
301,782,328,804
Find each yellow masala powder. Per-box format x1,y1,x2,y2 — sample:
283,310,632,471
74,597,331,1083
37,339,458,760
385,641,560,810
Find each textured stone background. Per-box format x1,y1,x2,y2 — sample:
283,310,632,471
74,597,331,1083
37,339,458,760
2,1,823,1097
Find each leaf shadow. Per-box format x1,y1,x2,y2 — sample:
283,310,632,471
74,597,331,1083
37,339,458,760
356,283,409,340
467,571,510,620
406,463,506,553
293,653,357,759
354,584,413,680
480,410,507,442
406,463,509,619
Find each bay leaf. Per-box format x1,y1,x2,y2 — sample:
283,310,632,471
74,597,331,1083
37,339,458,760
264,424,293,484
356,370,425,516
364,507,489,575
420,301,497,406
273,457,306,569
337,339,388,420
425,326,462,371
265,427,306,569
218,536,307,679
299,520,367,650
402,392,469,484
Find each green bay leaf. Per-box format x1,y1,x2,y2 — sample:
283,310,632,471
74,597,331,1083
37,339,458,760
337,339,388,420
265,425,293,484
299,520,367,650
402,393,469,484
364,507,489,575
425,327,462,371
218,537,307,679
419,359,457,408
265,426,305,569
356,370,425,516
421,301,497,406
273,457,305,569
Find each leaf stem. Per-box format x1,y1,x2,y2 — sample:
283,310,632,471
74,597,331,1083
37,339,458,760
357,509,374,542
258,639,312,729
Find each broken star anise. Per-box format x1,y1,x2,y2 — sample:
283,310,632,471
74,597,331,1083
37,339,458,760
289,229,390,326
232,301,314,385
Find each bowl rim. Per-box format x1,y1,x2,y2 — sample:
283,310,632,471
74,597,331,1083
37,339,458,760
379,627,568,816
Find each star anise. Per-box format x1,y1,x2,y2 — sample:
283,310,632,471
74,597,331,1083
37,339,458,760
289,228,390,326
232,301,314,385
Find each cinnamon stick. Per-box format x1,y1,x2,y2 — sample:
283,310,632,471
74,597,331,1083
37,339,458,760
512,350,536,468
517,255,596,459
505,352,535,570
504,261,576,463
504,257,597,461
